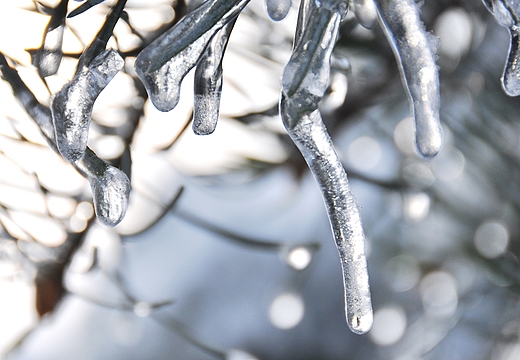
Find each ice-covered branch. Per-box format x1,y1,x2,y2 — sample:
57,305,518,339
134,0,250,112
51,49,124,163
375,0,443,158
0,54,130,227
281,0,373,335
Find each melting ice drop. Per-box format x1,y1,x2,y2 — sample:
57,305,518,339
266,0,292,21
352,0,377,29
375,0,443,158
51,48,124,163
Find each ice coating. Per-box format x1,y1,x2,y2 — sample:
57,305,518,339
266,0,292,21
193,18,236,135
31,26,64,78
134,0,250,112
375,0,443,158
482,0,520,96
51,49,124,163
281,0,372,335
352,0,377,29
0,53,130,227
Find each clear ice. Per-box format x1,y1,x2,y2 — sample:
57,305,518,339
193,18,236,135
352,0,377,29
31,26,64,78
281,0,373,335
266,0,292,21
134,0,250,112
482,0,520,96
0,53,130,227
375,0,443,158
50,48,124,163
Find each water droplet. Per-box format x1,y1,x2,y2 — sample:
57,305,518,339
133,301,152,318
282,246,313,270
474,219,509,259
352,0,378,29
268,292,305,329
369,306,407,345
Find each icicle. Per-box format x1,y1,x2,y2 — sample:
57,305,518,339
0,53,130,227
374,0,443,158
352,0,377,29
266,0,292,21
482,0,520,96
193,18,236,135
281,0,372,335
51,48,124,163
134,0,250,112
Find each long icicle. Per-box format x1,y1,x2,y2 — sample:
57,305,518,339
281,0,372,335
374,0,443,158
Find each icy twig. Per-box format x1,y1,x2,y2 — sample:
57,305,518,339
482,0,520,96
193,18,236,135
0,54,130,227
29,0,68,78
134,0,250,112
266,0,292,21
375,0,443,158
51,49,124,163
281,0,373,335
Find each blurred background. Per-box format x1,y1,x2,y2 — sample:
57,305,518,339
1,0,520,359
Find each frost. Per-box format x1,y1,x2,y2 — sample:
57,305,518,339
281,0,372,335
375,0,443,158
483,0,520,96
193,18,236,135
266,0,292,21
134,0,250,112
51,49,124,163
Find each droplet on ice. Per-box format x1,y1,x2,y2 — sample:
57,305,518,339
375,0,443,158
281,0,372,335
266,0,292,21
76,149,130,227
51,48,124,162
193,18,236,135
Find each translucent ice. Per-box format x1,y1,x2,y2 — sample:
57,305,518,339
134,0,250,112
266,0,292,21
0,53,130,227
193,18,236,135
352,0,377,29
51,49,124,163
375,0,443,158
281,0,372,335
482,0,520,96
31,26,64,78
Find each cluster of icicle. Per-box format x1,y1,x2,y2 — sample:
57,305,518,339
0,0,457,335
133,0,444,335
